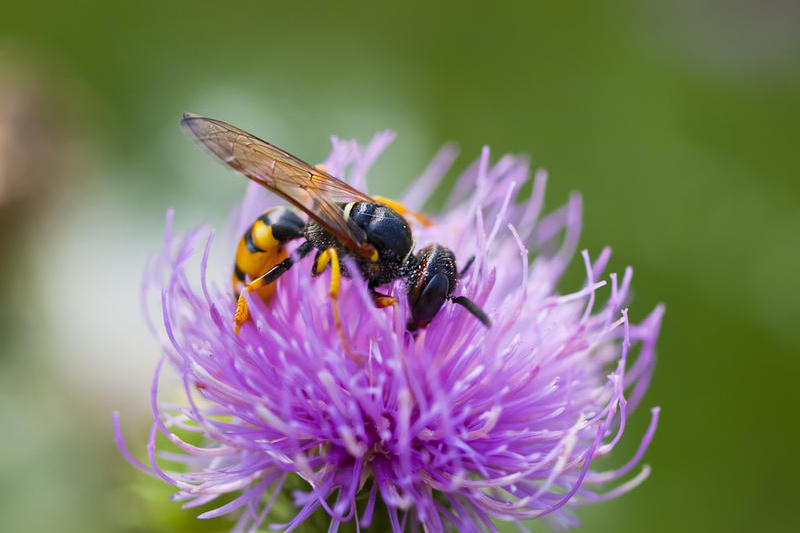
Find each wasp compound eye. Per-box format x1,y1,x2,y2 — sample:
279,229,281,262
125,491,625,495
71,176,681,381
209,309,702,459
410,271,450,325
406,244,457,327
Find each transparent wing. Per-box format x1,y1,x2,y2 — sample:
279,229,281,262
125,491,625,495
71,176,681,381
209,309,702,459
181,113,376,258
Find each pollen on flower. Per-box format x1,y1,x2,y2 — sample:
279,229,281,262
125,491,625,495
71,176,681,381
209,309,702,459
115,131,663,533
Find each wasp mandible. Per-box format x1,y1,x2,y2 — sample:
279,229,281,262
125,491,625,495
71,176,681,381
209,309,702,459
181,113,490,336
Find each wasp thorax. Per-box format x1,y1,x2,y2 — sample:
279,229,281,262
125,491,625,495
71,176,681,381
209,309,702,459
347,202,413,263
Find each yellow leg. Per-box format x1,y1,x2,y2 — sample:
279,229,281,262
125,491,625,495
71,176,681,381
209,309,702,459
318,247,341,299
234,290,250,334
372,291,398,308
234,278,271,334
372,195,434,227
315,248,331,275
233,264,288,334
316,247,353,357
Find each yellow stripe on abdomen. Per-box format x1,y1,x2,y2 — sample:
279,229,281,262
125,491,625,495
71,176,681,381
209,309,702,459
233,223,289,303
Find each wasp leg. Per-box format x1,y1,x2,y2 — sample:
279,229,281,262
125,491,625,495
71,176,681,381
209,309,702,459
368,283,398,308
314,247,342,299
315,247,359,358
372,195,434,227
313,248,331,276
372,292,398,308
234,241,314,333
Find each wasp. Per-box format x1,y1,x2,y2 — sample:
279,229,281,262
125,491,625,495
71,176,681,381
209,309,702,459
181,113,490,339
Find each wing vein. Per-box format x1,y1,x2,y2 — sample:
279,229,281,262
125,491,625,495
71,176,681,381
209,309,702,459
181,114,376,258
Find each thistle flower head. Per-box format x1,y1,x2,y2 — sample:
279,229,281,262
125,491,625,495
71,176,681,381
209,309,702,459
116,131,663,532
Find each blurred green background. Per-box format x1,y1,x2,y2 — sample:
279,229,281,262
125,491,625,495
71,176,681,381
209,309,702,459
1,1,798,532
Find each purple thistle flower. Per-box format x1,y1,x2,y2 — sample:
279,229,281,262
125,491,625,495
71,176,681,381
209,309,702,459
116,131,663,532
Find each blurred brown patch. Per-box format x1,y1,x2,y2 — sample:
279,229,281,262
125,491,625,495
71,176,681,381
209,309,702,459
0,68,65,207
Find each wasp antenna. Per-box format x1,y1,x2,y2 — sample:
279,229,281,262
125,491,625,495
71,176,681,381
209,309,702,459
451,295,491,327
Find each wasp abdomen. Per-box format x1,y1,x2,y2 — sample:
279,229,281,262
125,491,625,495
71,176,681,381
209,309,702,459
233,207,304,301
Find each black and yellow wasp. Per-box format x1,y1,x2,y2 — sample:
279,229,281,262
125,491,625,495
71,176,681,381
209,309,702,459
181,113,490,337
